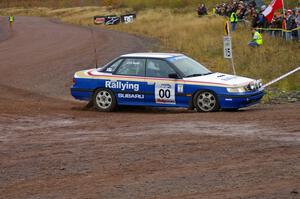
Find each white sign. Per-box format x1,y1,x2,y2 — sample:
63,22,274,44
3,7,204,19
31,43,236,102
223,36,232,59
124,15,134,24
155,83,175,104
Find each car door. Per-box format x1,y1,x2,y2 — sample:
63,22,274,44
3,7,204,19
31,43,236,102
145,58,184,107
112,58,147,106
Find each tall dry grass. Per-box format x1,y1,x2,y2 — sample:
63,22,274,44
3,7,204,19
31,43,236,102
0,7,299,90
108,10,299,90
102,0,298,10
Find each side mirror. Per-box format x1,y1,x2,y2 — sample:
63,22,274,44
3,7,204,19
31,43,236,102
168,73,179,79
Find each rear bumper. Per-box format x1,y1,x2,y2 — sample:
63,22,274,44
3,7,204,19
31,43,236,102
70,88,93,101
218,90,265,109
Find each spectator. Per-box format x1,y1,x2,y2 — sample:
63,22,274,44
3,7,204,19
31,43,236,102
230,11,238,32
248,28,263,47
257,11,265,28
271,14,283,37
285,9,294,40
197,4,208,16
295,10,300,41
251,12,259,28
296,2,300,13
210,0,299,42
216,5,222,15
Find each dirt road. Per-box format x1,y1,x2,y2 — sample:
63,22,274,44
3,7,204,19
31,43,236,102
0,17,299,199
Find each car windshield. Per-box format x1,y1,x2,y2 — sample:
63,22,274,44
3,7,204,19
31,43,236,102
168,56,212,77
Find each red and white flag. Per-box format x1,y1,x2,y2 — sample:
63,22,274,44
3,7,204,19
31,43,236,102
262,0,283,22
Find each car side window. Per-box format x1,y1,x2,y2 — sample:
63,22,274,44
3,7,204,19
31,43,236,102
146,59,176,78
115,58,146,76
105,59,123,73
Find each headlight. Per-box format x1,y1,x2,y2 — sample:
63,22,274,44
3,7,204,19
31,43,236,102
257,79,263,88
227,79,263,93
227,87,246,93
247,80,263,91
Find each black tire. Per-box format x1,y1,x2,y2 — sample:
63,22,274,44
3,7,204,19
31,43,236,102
93,88,117,112
193,90,220,112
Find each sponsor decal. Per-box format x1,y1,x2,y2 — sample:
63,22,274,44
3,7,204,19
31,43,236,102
177,84,184,93
105,81,139,91
94,16,106,24
105,16,120,25
155,83,175,104
121,14,136,24
167,55,185,62
220,76,237,81
118,93,144,99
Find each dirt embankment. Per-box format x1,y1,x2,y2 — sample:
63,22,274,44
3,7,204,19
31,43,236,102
0,16,151,99
0,16,299,199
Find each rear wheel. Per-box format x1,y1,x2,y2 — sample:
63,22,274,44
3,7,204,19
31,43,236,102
194,91,219,112
93,89,116,112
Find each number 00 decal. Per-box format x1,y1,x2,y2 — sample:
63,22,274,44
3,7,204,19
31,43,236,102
159,89,171,98
155,83,175,104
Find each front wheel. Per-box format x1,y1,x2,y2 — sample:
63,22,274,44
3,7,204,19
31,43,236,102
93,89,116,112
194,91,220,112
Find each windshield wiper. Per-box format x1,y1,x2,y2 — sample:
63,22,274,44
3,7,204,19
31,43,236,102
186,74,204,77
186,72,212,77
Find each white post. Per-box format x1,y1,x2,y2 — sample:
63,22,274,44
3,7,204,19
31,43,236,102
231,52,236,75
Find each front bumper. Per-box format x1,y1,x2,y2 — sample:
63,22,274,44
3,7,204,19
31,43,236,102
218,90,265,109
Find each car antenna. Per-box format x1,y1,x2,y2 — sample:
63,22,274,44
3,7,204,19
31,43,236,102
89,26,98,69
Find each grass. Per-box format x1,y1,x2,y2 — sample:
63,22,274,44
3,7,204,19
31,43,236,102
107,9,300,91
0,6,299,91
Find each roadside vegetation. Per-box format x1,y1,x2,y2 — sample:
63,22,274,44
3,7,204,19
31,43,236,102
0,4,299,93
1,0,298,9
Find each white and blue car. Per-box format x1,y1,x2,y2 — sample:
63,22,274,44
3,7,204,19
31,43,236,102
71,53,264,112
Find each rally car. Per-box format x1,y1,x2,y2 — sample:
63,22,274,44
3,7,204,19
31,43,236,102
71,53,264,112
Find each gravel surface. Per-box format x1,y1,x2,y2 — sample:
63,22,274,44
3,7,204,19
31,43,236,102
0,16,299,199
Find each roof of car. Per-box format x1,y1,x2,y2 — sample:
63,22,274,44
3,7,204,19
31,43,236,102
120,53,184,59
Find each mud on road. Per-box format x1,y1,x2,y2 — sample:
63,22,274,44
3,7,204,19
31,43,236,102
0,17,300,199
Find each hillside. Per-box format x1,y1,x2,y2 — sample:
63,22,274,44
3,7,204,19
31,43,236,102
0,0,298,9
1,6,299,92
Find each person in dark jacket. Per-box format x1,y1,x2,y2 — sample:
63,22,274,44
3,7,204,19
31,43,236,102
285,9,294,40
197,4,208,16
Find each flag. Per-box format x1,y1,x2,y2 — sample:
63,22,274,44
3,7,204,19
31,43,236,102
224,21,229,36
262,0,283,22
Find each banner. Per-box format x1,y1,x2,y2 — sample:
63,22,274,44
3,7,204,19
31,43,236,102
94,13,136,25
121,14,136,24
104,15,121,25
94,16,106,25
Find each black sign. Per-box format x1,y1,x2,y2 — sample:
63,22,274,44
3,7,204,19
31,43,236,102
104,15,121,25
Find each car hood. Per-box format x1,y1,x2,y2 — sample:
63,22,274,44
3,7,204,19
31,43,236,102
183,73,255,87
